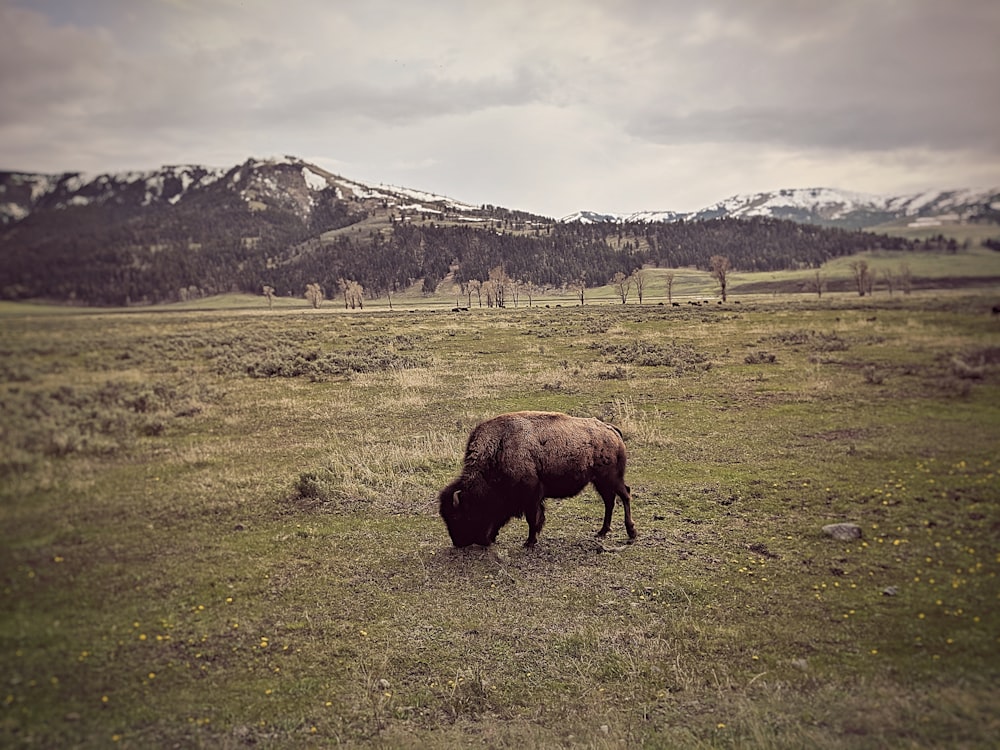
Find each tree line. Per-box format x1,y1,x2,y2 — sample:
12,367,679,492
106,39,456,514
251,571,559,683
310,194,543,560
1,196,924,305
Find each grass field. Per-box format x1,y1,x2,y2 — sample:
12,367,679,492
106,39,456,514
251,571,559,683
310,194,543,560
1,294,999,748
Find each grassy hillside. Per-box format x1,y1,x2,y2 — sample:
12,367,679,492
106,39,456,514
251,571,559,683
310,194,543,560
1,294,998,747
871,220,1000,245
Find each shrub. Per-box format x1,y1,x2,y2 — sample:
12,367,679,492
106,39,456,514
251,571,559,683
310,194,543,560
211,339,429,380
744,351,777,364
0,379,215,473
590,339,711,375
863,366,885,385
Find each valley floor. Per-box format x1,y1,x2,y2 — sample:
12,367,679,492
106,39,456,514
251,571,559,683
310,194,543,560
1,293,999,748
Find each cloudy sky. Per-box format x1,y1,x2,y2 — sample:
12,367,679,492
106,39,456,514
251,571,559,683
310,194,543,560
2,0,998,217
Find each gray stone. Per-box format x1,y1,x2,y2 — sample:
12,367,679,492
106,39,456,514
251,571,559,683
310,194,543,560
822,523,863,541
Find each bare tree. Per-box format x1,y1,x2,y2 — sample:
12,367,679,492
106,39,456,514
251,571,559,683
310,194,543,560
467,279,482,308
488,266,510,308
849,260,871,297
523,281,539,307
807,269,825,298
336,278,365,309
262,284,275,309
664,271,676,304
509,278,521,308
612,271,632,304
305,283,324,308
571,277,587,305
710,255,731,302
481,279,497,308
881,269,897,297
631,269,647,304
337,277,350,309
898,262,913,295
347,280,364,309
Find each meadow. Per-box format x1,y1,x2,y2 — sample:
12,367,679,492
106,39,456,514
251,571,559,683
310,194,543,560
1,291,999,748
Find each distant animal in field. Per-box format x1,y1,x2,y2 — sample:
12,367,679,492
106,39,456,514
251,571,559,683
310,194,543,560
992,304,1000,315
438,411,636,547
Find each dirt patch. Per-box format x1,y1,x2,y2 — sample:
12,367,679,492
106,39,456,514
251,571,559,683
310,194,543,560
801,428,871,442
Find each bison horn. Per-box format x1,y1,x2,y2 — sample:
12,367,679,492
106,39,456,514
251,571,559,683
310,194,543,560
452,490,461,508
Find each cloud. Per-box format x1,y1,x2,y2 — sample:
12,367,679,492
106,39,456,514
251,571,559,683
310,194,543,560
1,0,997,215
622,1,1000,155
629,102,1000,154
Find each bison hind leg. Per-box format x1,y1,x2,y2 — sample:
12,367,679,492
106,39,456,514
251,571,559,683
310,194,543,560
621,483,637,540
595,480,636,541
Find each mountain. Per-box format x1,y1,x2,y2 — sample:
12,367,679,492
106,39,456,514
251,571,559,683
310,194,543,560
562,187,1000,229
0,156,598,305
0,156,493,227
0,155,986,305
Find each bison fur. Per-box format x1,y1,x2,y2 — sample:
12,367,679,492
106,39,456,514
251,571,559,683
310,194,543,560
438,411,636,547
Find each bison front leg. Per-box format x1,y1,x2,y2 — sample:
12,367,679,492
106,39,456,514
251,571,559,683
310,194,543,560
524,497,546,547
596,491,615,538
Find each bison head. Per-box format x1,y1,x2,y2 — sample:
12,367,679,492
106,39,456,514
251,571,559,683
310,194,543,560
438,483,492,547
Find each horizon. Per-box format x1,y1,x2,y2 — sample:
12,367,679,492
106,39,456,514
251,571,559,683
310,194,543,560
4,155,998,221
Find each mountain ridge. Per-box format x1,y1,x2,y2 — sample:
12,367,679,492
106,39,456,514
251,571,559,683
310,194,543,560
561,186,1000,229
0,156,495,227
3,156,998,230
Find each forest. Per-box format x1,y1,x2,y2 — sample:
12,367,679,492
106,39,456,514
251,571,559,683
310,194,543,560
0,196,920,306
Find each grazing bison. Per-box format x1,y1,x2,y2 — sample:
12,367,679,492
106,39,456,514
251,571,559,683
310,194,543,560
438,411,636,547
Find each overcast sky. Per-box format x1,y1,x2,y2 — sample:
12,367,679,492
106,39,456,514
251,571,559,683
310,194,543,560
2,0,998,217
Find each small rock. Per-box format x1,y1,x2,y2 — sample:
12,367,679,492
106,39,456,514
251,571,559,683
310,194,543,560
822,523,862,541
378,678,391,690
882,586,899,597
791,659,809,671
600,725,610,735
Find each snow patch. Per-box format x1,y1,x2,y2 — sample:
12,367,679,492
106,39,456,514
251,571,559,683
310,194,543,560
380,184,477,211
335,178,389,200
399,203,442,214
302,167,329,192
1,202,30,221
62,174,87,193
29,176,56,202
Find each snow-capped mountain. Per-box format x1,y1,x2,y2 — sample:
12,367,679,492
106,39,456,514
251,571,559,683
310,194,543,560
0,156,485,226
560,209,687,224
563,187,1000,229
4,156,996,231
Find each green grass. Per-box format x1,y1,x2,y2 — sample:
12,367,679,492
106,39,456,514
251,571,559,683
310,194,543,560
2,295,999,748
873,220,1000,245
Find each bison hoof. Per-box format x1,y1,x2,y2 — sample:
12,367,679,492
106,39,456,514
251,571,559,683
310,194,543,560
627,527,637,540
596,528,610,538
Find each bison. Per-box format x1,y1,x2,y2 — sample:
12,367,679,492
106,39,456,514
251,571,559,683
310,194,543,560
438,411,636,547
